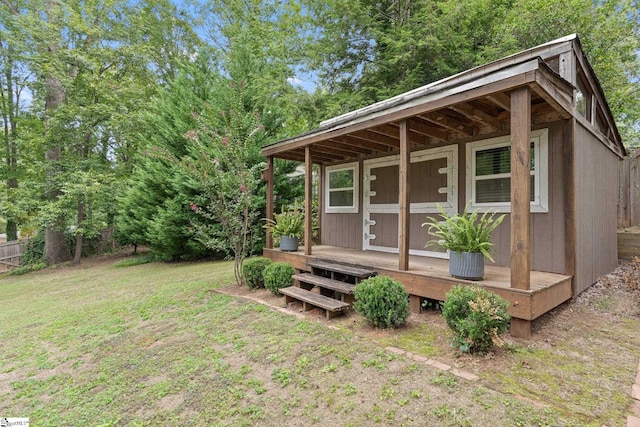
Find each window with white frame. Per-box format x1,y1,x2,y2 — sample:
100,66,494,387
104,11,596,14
325,162,359,213
466,129,548,213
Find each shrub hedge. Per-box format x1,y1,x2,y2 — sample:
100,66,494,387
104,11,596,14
263,262,295,295
441,285,510,354
353,275,409,328
242,257,272,289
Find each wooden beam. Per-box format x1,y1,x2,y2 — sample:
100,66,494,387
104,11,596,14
486,92,511,112
304,145,313,255
418,112,473,137
265,156,274,249
317,165,323,245
510,87,531,291
304,147,313,255
321,139,374,156
407,117,449,142
310,144,356,160
344,132,397,150
510,318,531,339
558,51,576,86
398,120,410,271
449,102,502,131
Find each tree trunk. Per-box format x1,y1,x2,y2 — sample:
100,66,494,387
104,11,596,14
72,199,84,265
2,39,18,241
42,0,68,264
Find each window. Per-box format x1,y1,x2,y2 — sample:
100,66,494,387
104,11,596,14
466,129,548,213
325,162,359,213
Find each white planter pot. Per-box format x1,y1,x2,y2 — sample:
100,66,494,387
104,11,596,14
449,251,484,281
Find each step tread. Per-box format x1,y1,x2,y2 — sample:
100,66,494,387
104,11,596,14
307,260,377,278
280,286,350,311
292,273,355,294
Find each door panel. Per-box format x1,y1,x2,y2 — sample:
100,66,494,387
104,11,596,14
363,146,457,257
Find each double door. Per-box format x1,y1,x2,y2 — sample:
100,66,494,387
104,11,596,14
362,146,458,258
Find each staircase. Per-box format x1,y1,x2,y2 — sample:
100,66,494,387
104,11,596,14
279,260,377,320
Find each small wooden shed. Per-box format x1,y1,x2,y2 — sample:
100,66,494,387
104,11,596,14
261,34,626,337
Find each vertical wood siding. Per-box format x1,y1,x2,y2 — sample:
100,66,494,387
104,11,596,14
320,160,363,249
0,240,24,271
618,153,640,228
574,123,619,294
460,122,566,274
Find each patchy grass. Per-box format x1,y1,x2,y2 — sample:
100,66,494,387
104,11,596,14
1,254,638,426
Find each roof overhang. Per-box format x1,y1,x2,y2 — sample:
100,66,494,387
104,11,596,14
263,34,625,163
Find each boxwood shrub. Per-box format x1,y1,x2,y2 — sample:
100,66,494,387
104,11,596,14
263,262,295,295
242,257,272,289
442,285,510,354
353,275,409,328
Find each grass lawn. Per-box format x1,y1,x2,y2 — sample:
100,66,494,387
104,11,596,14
1,254,638,426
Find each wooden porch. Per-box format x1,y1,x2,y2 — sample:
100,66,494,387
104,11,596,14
264,245,573,334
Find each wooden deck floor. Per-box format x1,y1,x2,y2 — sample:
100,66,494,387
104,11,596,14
263,245,573,323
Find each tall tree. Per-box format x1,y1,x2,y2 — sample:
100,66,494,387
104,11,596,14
1,0,198,263
303,0,640,143
481,0,640,146
0,0,29,240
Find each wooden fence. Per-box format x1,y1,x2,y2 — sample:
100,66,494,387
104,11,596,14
0,240,24,272
618,150,640,228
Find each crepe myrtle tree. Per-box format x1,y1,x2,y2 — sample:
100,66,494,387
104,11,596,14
151,82,264,285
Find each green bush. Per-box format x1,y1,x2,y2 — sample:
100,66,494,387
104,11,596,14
263,262,295,295
9,262,47,276
353,276,409,328
441,285,511,354
20,233,46,266
243,257,272,289
113,254,155,268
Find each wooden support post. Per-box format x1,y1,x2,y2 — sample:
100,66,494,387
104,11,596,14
409,295,421,314
510,318,531,339
510,87,531,291
265,156,274,249
398,120,410,271
304,146,313,256
317,165,323,245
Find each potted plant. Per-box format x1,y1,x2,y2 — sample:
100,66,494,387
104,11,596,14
422,205,505,280
263,208,304,252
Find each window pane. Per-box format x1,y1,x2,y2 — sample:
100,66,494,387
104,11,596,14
476,176,535,203
476,146,510,176
329,169,353,189
329,190,354,207
476,178,511,203
476,144,536,177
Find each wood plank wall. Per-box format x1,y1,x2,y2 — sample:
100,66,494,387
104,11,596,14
469,122,566,275
0,240,24,272
574,122,619,294
618,150,640,228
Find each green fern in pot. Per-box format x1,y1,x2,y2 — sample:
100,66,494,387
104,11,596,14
422,205,505,280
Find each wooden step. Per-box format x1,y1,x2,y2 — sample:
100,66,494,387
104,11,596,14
292,273,355,295
308,260,377,279
280,286,350,319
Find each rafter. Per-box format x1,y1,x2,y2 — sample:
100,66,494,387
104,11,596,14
370,124,428,146
449,102,502,131
407,117,449,142
332,134,394,152
349,129,398,147
418,112,473,137
310,145,354,160
319,139,374,156
486,92,512,112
